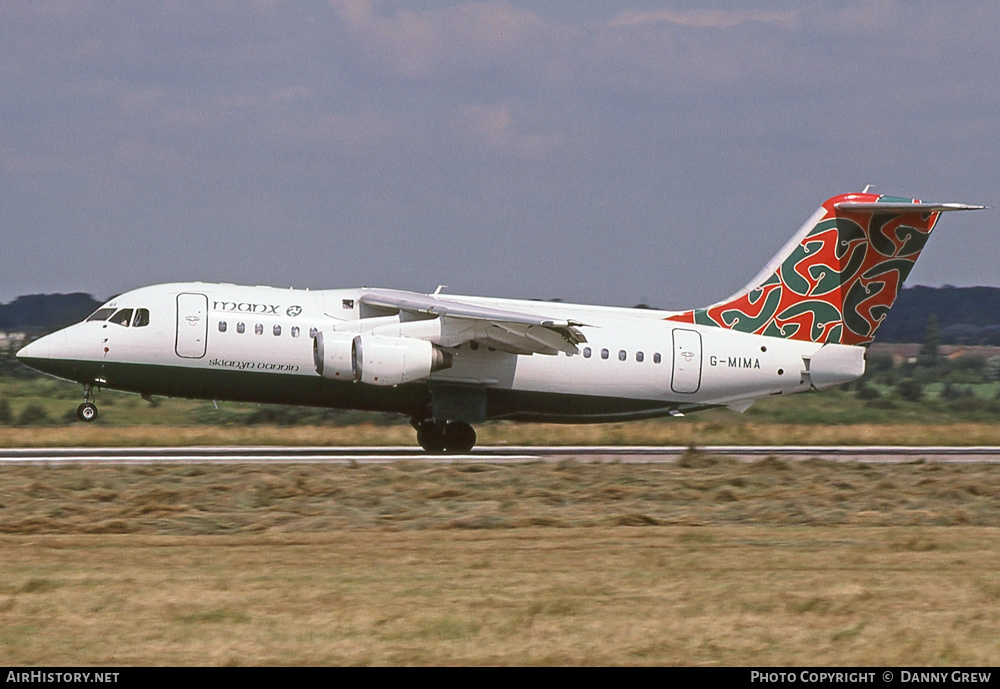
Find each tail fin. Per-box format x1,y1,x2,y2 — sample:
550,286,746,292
666,192,984,345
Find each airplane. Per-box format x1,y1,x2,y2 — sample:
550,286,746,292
16,191,985,452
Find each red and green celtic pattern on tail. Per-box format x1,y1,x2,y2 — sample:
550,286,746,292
666,193,941,345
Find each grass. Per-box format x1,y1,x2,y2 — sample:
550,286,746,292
7,419,1000,447
4,458,999,533
0,458,999,664
1,528,998,665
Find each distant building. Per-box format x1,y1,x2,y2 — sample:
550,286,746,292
0,332,27,350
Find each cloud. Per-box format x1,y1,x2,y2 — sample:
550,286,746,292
608,8,797,30
214,86,314,111
283,110,400,151
330,0,543,79
453,102,564,160
116,86,169,115
110,138,187,174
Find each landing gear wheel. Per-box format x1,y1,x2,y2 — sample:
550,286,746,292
443,421,477,454
416,420,446,453
76,402,98,422
414,419,478,453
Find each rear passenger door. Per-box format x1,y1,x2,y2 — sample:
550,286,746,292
671,328,702,394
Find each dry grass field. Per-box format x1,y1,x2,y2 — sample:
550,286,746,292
3,528,1000,666
2,457,999,665
7,420,1000,448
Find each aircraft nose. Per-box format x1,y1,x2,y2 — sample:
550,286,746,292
16,330,68,366
16,329,81,379
16,336,52,362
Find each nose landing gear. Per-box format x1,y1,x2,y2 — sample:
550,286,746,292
76,384,98,422
413,419,477,454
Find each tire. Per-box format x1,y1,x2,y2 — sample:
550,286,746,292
416,421,446,453
443,421,477,454
76,402,98,423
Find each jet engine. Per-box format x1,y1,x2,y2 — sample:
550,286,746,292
352,334,452,386
313,331,356,380
314,331,452,385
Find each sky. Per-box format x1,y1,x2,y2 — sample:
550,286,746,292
2,1,997,310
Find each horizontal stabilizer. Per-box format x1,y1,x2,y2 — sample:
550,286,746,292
834,201,986,213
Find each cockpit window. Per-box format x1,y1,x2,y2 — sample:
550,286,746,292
110,308,134,327
86,308,117,322
132,308,150,328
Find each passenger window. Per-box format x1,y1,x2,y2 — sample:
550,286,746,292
653,353,661,364
601,348,609,360
86,308,116,322
110,309,133,327
255,323,263,335
291,326,300,338
636,351,644,363
470,341,480,351
583,347,591,358
132,308,150,327
619,350,626,361
309,327,318,338
237,322,245,334
273,325,281,336
218,321,227,333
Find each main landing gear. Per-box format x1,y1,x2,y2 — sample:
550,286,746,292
413,419,477,454
76,384,98,422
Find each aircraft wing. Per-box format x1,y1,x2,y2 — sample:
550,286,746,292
359,289,588,355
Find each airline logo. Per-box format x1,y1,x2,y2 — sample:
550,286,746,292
212,301,302,317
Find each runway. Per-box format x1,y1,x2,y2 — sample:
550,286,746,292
3,445,1000,464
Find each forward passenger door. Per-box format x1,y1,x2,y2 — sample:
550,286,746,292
175,293,209,359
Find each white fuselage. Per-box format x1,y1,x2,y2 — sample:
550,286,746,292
17,281,859,422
